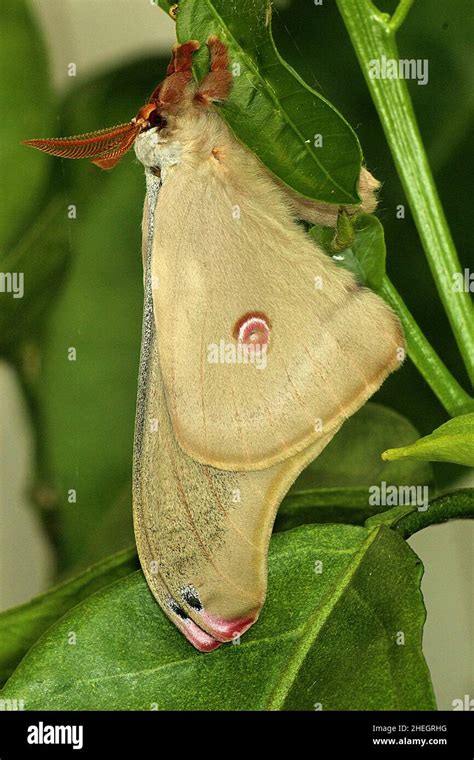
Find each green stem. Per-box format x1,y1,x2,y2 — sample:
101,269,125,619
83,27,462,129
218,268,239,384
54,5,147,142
389,0,415,32
393,489,474,539
380,277,473,416
336,0,474,387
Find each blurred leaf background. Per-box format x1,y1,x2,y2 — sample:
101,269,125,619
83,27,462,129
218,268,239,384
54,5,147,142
0,0,472,708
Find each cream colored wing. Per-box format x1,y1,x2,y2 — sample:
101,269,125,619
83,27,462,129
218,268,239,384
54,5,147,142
151,111,403,473
132,40,403,652
134,173,341,649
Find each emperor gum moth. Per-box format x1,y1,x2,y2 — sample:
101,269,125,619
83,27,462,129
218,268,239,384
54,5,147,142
24,38,404,651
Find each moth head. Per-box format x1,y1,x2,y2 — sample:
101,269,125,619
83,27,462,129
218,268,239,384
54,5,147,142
133,103,168,133
133,104,183,176
21,100,170,171
22,37,231,172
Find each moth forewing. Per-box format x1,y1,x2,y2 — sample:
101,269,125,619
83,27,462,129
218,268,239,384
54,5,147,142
149,107,403,474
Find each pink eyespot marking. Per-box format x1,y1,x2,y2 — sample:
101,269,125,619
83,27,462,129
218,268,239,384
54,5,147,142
233,312,271,347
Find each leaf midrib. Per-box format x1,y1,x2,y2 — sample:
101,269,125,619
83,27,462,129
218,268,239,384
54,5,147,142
6,630,300,701
265,527,379,709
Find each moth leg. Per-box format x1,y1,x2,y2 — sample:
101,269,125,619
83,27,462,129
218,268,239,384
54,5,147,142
194,36,233,105
149,41,200,106
173,40,201,72
165,44,179,76
280,166,380,227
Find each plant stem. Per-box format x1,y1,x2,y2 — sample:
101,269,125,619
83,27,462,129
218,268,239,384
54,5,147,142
336,0,474,387
393,489,474,539
380,277,473,416
389,0,415,32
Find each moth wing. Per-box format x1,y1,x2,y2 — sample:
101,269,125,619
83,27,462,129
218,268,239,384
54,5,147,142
135,184,342,647
152,152,403,473
134,111,402,649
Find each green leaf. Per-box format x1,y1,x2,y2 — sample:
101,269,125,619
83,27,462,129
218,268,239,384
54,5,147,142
175,0,362,204
351,214,387,289
382,413,474,467
156,0,173,13
0,0,55,256
0,549,138,687
333,209,355,250
309,213,387,289
0,197,71,354
277,487,373,532
292,404,432,488
76,484,134,568
366,488,474,539
276,403,433,531
1,524,435,710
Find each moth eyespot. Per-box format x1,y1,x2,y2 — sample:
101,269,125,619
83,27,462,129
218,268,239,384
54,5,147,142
233,312,271,347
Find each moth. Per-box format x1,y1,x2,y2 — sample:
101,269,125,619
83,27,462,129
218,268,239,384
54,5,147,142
24,38,404,651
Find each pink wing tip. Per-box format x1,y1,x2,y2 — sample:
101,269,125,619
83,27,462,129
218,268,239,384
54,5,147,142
181,619,222,653
200,612,257,642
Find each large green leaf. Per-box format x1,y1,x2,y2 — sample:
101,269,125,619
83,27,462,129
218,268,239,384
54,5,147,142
8,490,467,694
0,524,435,710
382,413,474,467
0,549,138,688
277,403,433,531
0,0,55,257
175,0,362,203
